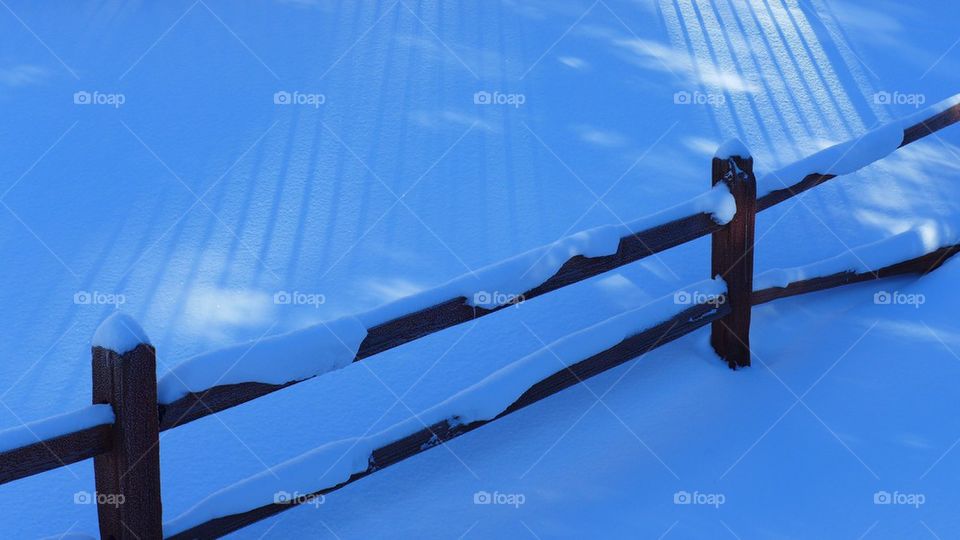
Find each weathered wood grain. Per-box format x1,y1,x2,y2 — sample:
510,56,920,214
710,154,757,368
0,424,112,485
93,343,163,539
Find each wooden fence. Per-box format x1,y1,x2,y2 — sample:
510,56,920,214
1,98,959,539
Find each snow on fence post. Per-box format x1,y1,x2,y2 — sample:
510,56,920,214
91,313,163,539
711,140,757,368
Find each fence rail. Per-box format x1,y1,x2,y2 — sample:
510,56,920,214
0,423,111,485
1,95,958,539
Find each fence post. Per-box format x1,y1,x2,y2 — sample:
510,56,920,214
711,140,757,369
91,312,163,539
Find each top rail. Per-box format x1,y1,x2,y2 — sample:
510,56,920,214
158,97,960,432
0,405,114,485
0,424,112,485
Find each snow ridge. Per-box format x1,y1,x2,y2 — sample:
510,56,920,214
157,316,367,404
359,183,735,323
756,221,959,290
92,312,150,354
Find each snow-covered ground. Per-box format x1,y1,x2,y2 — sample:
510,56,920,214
1,0,959,538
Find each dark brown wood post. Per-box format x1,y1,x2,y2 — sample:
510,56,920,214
711,141,757,369
91,313,163,539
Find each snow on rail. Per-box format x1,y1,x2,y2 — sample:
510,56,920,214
715,138,751,159
0,405,114,454
756,221,960,290
162,278,727,536
360,183,734,324
157,316,367,404
757,93,960,199
904,92,960,126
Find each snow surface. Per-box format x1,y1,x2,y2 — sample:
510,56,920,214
0,404,113,453
91,312,150,355
2,0,960,538
157,316,367,404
